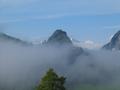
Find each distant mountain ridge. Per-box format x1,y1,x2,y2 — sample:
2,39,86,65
103,30,120,50
0,32,30,45
2,30,120,51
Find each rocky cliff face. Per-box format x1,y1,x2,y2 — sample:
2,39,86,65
103,30,120,50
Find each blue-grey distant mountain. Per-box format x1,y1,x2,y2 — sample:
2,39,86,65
47,29,72,45
103,30,120,50
46,30,87,64
0,32,30,45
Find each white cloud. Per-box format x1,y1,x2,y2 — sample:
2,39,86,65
72,39,102,49
82,40,102,49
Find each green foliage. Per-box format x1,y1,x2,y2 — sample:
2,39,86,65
36,68,66,90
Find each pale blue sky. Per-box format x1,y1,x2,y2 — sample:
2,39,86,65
0,0,120,44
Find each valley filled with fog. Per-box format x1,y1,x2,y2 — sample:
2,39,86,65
0,30,120,90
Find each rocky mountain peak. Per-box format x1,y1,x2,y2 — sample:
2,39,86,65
103,30,120,50
111,30,120,44
47,29,72,45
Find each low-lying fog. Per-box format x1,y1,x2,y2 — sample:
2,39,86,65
0,42,120,90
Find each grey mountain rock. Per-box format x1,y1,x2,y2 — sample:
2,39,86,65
103,30,120,50
0,32,31,45
47,29,72,45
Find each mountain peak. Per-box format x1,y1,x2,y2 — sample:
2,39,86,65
103,30,120,50
47,29,72,45
53,29,67,36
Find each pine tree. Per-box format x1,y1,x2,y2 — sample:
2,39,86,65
36,68,66,90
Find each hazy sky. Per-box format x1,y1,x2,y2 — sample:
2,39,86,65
0,0,120,44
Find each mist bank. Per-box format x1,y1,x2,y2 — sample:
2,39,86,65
0,42,120,90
